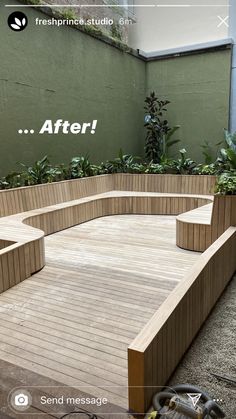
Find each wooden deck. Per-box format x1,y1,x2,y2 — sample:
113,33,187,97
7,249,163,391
0,174,235,414
0,214,200,411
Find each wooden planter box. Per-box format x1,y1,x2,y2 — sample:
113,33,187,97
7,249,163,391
0,174,216,218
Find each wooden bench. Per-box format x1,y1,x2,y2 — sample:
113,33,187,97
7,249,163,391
0,174,216,293
0,190,212,293
2,173,236,415
0,174,216,217
176,195,236,251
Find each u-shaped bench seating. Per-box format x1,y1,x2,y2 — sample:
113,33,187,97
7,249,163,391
0,174,236,414
2,173,236,293
0,189,213,293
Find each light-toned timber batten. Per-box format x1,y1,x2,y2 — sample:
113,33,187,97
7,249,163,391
177,195,236,251
0,174,216,217
0,174,216,293
0,175,114,217
0,173,235,415
0,191,212,292
128,227,236,413
113,174,216,195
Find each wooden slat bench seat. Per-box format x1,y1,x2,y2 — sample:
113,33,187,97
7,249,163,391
177,203,213,224
176,195,236,251
176,203,213,251
0,190,213,293
0,174,216,218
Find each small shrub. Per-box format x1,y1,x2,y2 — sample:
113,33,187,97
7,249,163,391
201,140,222,165
100,149,140,174
19,155,62,185
215,172,236,195
169,149,196,175
0,172,25,189
68,155,99,178
194,163,218,176
144,162,164,174
216,130,236,171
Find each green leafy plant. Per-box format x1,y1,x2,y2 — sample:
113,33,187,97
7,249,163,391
1,138,231,192
0,172,25,189
68,155,99,178
0,178,8,189
143,162,164,174
128,163,148,174
194,163,218,175
161,126,180,162
215,172,236,195
173,149,197,175
201,140,222,165
100,149,140,174
19,155,62,185
217,130,236,171
144,92,171,163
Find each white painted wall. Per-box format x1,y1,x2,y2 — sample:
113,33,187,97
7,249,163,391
128,0,229,52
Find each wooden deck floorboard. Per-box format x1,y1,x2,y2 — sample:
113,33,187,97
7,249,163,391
0,215,201,409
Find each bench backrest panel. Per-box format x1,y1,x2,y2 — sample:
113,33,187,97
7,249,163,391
113,174,216,195
211,195,236,241
0,174,216,218
0,175,114,217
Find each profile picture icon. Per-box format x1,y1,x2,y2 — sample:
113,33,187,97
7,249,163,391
8,11,28,31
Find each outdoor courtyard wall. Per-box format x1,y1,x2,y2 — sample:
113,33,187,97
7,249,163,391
0,1,232,174
146,49,232,162
0,0,146,176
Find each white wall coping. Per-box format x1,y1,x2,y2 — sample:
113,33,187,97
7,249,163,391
138,38,233,59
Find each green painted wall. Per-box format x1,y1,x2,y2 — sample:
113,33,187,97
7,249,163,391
146,50,232,162
0,1,146,176
0,1,232,176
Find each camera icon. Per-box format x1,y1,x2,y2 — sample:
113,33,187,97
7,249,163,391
9,389,32,411
14,393,29,406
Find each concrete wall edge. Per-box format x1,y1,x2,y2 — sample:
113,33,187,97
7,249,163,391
139,38,233,61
